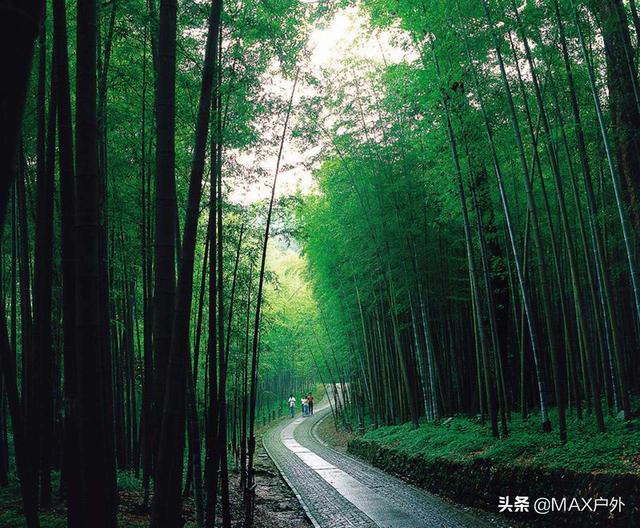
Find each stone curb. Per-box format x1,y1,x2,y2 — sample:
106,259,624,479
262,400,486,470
261,424,322,528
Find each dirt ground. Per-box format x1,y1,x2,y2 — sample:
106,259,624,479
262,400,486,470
0,424,311,528
249,446,311,528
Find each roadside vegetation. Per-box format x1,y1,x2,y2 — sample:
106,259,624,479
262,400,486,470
358,409,640,476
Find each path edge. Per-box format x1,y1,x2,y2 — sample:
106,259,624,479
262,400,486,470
310,411,370,469
261,429,322,528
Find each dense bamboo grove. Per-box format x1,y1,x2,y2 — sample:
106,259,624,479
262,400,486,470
1,0,640,526
0,0,329,526
298,0,640,444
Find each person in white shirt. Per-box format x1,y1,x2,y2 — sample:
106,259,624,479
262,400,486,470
288,394,296,418
301,397,308,416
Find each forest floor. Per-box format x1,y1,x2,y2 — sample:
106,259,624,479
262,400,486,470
314,412,355,453
0,422,310,528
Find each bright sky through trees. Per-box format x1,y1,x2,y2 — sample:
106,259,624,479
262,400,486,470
230,5,414,205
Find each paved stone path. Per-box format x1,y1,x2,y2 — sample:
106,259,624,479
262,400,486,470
263,400,510,528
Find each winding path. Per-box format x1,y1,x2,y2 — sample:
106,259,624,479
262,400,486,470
263,399,508,528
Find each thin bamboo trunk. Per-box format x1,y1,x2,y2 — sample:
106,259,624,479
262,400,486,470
245,70,299,527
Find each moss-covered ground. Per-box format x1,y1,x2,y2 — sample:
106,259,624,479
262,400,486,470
359,407,640,476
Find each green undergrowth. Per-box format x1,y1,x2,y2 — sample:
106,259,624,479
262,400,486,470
360,407,640,476
0,471,196,527
0,480,65,528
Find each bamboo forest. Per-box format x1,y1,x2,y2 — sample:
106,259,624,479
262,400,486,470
2,0,640,526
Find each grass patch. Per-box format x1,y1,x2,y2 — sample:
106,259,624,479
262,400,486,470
360,407,640,476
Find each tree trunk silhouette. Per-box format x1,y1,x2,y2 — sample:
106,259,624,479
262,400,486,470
73,0,117,524
151,0,178,477
34,35,56,505
150,1,222,526
0,0,42,222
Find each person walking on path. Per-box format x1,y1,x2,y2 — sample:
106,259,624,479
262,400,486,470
288,394,296,418
301,396,308,416
307,393,314,415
